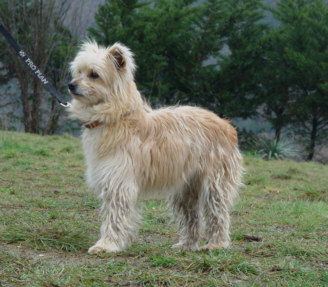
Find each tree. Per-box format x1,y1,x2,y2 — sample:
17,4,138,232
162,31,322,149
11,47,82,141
89,0,235,109
0,0,78,134
257,28,295,141
216,0,268,118
267,0,328,159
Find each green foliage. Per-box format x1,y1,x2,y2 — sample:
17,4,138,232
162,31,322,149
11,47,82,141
238,129,258,152
258,0,328,158
239,130,301,160
1,0,327,159
217,0,268,118
89,0,265,116
256,135,300,160
257,28,295,140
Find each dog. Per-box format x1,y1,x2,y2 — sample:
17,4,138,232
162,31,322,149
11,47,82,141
68,41,243,254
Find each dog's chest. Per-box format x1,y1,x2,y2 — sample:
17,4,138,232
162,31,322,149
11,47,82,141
81,130,109,191
81,130,132,194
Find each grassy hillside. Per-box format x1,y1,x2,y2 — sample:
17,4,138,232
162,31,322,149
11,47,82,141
0,131,327,286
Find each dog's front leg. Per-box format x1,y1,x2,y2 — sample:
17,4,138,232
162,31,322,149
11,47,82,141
88,183,140,254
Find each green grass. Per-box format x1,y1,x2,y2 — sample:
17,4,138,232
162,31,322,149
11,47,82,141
0,130,327,286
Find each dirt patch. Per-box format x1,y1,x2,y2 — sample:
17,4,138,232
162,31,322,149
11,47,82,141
0,230,177,266
0,243,108,265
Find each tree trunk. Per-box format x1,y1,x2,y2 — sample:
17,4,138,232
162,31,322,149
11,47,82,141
44,98,61,135
273,105,286,143
31,78,41,134
17,76,32,133
307,115,318,161
275,126,281,142
11,51,32,133
21,89,31,133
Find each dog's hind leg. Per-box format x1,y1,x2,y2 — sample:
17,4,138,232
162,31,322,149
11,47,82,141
168,182,202,251
200,156,242,250
201,179,231,250
88,183,140,254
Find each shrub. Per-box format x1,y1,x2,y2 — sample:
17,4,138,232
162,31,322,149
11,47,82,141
238,129,258,152
256,135,300,160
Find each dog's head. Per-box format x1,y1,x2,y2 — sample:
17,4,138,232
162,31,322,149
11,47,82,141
68,41,136,106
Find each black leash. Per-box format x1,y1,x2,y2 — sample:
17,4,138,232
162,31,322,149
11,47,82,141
0,22,70,107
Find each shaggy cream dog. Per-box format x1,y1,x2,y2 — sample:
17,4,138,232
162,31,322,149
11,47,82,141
68,41,243,254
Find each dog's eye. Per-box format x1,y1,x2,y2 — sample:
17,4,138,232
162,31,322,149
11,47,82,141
90,71,99,79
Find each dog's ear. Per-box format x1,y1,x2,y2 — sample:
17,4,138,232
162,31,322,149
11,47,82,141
108,43,136,76
109,46,125,69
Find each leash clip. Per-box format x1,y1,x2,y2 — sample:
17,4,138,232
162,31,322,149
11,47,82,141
60,102,72,108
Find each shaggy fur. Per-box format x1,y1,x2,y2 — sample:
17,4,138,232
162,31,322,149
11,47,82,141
68,41,243,254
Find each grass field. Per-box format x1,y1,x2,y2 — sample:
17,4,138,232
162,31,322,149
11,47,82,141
0,130,327,286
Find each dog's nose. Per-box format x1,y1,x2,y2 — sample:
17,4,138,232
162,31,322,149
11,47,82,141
68,82,77,92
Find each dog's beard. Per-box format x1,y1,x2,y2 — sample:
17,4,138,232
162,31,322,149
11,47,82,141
69,85,108,107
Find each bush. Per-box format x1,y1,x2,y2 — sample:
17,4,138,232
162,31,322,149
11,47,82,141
238,129,258,152
256,135,300,160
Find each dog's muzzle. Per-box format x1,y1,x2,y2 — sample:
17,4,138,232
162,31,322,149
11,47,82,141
68,82,83,97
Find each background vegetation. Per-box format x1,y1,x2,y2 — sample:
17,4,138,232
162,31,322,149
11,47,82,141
0,0,327,161
0,131,327,286
0,1,327,285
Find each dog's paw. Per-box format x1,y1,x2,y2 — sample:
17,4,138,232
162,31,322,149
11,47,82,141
199,241,230,251
88,245,107,255
88,241,122,254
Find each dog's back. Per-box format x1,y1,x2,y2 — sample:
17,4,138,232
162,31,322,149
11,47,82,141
137,106,241,194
